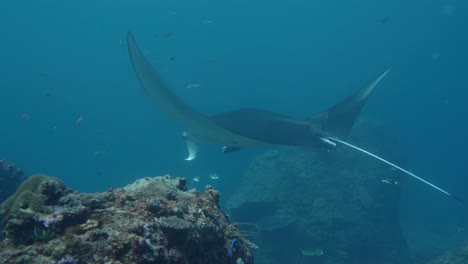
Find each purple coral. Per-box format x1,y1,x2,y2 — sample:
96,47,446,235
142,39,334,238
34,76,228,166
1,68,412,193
36,213,63,229
142,223,152,237
57,256,79,264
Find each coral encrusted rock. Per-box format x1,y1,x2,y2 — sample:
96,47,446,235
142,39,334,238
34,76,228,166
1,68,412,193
0,175,254,264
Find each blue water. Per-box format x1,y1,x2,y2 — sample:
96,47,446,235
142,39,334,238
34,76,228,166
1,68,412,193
1,0,467,260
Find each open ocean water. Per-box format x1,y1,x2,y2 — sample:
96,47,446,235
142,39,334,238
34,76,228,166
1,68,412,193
1,0,467,262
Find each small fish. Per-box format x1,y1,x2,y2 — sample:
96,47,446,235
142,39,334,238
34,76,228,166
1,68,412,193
186,83,201,89
202,20,214,24
381,178,399,185
302,248,324,256
192,176,200,183
227,239,238,257
76,116,84,127
20,113,30,120
209,172,219,181
163,32,173,38
169,56,176,61
43,90,52,97
381,16,391,24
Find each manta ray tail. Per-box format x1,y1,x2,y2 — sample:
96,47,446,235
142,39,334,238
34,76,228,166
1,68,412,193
324,136,464,204
309,69,391,139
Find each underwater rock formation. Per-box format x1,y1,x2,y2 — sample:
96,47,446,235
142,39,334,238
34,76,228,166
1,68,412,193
0,174,254,264
226,118,411,264
423,243,468,264
0,159,25,204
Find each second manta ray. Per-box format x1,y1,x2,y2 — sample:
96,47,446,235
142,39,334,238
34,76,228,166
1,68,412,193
127,31,463,203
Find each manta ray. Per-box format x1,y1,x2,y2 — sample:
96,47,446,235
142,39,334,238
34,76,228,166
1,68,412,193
127,31,463,203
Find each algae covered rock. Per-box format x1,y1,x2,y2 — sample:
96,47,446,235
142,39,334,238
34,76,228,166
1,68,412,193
0,174,65,245
226,119,410,264
0,175,254,264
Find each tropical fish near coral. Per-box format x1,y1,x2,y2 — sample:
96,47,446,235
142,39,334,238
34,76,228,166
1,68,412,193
126,31,463,203
227,239,238,257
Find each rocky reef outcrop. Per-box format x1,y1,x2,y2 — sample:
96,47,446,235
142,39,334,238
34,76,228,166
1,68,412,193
0,159,25,204
226,119,411,264
0,174,254,264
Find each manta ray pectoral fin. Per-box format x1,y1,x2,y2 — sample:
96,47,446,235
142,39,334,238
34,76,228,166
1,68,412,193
182,132,198,161
325,136,464,204
128,31,274,158
309,68,391,139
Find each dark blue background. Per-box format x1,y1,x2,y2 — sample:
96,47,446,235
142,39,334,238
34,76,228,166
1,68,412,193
1,0,466,258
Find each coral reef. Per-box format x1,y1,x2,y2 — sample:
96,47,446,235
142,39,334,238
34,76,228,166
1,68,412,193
0,175,64,229
0,159,25,204
0,175,254,264
226,118,411,264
